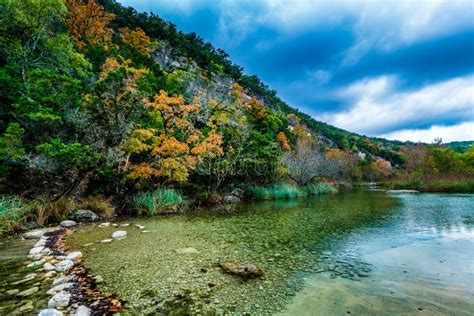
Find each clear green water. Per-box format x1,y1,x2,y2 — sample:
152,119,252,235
64,190,474,315
1,191,473,315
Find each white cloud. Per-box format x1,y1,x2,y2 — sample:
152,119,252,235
379,121,474,143
319,74,474,137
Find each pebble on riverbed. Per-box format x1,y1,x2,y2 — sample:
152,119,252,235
111,230,127,239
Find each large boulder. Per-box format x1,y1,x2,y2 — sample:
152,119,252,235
222,188,244,204
219,261,264,278
74,306,91,316
70,210,99,222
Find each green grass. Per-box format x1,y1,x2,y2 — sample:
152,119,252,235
249,183,337,201
0,196,32,235
134,189,186,216
305,183,338,195
387,178,474,193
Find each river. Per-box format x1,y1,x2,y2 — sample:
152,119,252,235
1,190,473,314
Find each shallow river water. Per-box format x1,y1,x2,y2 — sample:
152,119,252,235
1,190,473,315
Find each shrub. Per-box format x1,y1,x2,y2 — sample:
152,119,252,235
29,197,77,225
249,184,305,201
134,189,186,216
79,195,115,219
306,183,338,195
0,196,32,235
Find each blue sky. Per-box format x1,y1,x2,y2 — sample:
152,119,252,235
118,0,474,142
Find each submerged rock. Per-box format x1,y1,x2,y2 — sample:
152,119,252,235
220,261,264,278
111,230,127,239
60,220,77,228
6,289,19,295
17,286,39,297
175,247,199,254
39,309,64,316
100,239,113,243
98,222,110,228
70,209,99,222
19,301,35,313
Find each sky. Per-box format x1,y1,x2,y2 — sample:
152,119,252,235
117,0,474,143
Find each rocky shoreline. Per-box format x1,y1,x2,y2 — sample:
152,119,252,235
22,222,125,315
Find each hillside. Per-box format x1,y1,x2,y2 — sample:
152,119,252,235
97,0,404,165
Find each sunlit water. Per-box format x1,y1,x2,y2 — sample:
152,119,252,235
1,191,473,314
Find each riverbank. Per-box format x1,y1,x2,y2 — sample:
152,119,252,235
0,183,341,236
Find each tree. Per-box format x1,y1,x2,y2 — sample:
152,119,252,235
64,0,115,49
283,137,327,186
123,91,223,184
121,27,152,56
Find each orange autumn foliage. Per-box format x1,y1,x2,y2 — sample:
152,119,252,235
121,27,152,56
65,0,114,49
124,91,223,183
277,132,291,151
64,0,115,49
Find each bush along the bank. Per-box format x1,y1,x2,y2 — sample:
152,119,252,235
0,196,32,235
248,183,337,201
134,189,186,216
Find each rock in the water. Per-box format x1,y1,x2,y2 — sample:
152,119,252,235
23,230,44,239
70,209,99,222
175,247,199,254
29,246,45,256
100,239,113,243
52,276,72,286
223,195,241,204
48,291,71,308
141,230,151,234
220,261,264,278
44,262,56,271
120,223,130,227
44,271,57,278
230,188,244,198
60,220,77,228
74,305,91,316
111,230,127,239
98,222,110,228
39,309,64,316
19,301,34,312
386,189,419,194
47,282,74,295
55,259,74,272
35,239,47,248
134,224,145,229
27,261,42,268
17,286,39,297
66,251,82,261
6,289,19,295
